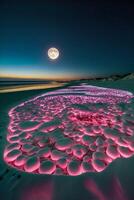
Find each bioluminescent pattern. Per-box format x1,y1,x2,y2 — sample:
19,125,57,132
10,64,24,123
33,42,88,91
4,85,134,175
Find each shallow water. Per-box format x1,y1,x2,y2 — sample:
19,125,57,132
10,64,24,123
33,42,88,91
0,83,64,93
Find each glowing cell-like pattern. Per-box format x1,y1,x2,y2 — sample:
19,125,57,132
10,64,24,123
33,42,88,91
4,85,134,176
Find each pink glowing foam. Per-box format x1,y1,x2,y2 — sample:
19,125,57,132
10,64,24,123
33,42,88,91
4,85,134,175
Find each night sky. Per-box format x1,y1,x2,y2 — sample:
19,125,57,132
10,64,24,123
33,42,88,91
0,0,134,80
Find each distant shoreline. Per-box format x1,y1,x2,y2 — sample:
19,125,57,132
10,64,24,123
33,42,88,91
0,82,65,93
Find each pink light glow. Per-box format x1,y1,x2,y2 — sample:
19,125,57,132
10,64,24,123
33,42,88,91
4,85,134,175
21,181,53,200
84,177,128,200
85,179,107,200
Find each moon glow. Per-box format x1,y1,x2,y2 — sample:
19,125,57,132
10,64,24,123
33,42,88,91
48,47,59,60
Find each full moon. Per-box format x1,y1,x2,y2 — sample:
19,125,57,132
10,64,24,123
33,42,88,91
47,47,59,60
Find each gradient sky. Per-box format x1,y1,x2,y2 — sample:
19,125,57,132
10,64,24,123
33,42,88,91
0,0,134,79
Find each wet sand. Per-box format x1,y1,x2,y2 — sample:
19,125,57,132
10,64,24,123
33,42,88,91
0,79,134,200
